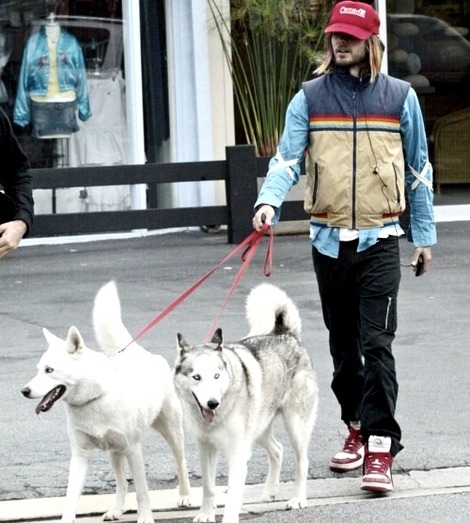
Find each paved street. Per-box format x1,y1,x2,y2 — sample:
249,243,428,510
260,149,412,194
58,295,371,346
0,220,469,521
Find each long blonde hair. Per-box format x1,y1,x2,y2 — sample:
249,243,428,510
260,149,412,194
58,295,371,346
314,34,384,82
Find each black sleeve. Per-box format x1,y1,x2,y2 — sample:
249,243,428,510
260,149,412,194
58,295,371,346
0,107,34,235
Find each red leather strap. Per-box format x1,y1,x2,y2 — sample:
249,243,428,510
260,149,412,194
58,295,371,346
204,223,273,341
121,224,273,351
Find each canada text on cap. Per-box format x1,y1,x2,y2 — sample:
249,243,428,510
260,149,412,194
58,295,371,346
324,1,380,40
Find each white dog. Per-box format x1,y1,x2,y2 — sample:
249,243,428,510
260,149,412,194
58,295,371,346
22,281,191,523
174,283,318,523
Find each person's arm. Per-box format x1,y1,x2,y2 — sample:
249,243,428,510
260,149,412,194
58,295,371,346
400,88,437,275
253,90,310,231
0,108,33,258
0,221,28,258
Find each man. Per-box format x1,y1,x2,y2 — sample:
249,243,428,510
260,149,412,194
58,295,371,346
252,1,436,493
0,106,34,259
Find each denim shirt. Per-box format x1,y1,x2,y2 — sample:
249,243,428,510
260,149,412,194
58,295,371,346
14,27,92,127
255,81,437,258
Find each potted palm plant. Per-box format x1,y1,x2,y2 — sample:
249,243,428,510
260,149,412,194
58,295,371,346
208,0,329,156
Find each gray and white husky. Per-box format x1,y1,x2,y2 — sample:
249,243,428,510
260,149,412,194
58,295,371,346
174,283,318,523
22,281,191,523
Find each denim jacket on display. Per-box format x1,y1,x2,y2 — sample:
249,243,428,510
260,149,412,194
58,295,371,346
13,26,92,127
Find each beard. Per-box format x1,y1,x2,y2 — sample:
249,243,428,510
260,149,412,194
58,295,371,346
334,48,369,69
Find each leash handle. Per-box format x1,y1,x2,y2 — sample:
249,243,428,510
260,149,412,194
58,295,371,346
259,213,273,276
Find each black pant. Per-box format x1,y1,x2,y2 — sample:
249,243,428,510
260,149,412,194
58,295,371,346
312,237,403,456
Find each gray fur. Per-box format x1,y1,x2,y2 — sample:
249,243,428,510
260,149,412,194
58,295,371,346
174,283,318,523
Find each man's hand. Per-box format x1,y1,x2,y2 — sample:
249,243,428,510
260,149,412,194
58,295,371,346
411,246,432,277
252,205,275,232
0,220,27,259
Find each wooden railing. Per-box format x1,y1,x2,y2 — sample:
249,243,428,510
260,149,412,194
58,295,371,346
26,145,306,243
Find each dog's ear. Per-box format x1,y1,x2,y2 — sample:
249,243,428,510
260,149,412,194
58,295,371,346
42,327,63,348
210,328,223,349
176,333,190,353
66,326,86,355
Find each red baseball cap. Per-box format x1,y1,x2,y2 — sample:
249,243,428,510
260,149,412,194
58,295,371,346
324,1,380,40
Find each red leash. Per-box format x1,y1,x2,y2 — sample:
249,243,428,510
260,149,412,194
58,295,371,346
203,222,273,341
120,224,273,351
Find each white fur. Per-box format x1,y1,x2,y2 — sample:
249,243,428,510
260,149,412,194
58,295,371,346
22,281,191,523
175,283,318,523
245,283,302,337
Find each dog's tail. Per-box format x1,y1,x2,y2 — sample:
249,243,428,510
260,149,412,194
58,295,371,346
245,283,301,337
93,281,133,355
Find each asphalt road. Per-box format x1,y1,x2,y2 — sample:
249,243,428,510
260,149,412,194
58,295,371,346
1,221,469,521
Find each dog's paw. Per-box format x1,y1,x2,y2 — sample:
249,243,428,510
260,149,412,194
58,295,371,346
193,512,216,523
136,513,155,523
262,485,278,502
285,497,306,510
262,477,279,502
102,509,122,521
221,514,239,523
262,491,277,502
177,494,191,507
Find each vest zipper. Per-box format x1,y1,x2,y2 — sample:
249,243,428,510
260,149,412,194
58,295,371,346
352,90,357,230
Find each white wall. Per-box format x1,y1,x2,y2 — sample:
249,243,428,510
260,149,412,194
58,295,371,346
207,0,236,157
165,0,234,208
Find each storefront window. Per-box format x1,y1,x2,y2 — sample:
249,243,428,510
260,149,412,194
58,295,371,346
0,0,137,213
387,0,470,199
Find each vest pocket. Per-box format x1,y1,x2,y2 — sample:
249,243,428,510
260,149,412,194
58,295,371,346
393,164,401,205
312,163,319,205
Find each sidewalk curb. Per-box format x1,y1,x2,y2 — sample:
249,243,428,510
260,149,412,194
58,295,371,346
1,467,469,522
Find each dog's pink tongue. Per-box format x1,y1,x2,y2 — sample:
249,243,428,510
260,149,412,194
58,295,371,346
35,395,52,415
202,408,216,423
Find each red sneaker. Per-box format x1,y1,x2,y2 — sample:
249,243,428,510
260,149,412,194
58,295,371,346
330,426,364,472
361,436,394,493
